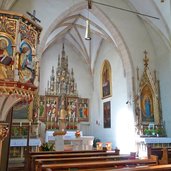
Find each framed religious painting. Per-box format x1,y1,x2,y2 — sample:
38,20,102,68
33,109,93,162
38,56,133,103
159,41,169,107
140,86,154,123
78,98,89,122
101,60,112,99
13,101,29,119
103,101,111,128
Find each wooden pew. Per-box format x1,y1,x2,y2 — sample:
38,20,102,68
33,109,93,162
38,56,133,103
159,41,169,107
107,164,171,171
27,149,106,170
30,150,119,171
35,154,132,171
39,157,158,171
147,146,171,164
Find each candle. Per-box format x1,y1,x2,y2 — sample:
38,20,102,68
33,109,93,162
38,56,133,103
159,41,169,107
106,142,112,151
96,142,103,150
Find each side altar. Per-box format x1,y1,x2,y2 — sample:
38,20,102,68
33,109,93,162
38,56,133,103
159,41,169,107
134,52,169,157
136,136,171,157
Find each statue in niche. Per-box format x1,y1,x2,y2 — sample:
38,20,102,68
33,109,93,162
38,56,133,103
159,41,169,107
39,101,44,117
51,101,57,121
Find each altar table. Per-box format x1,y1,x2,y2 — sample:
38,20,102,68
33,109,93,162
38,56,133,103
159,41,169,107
136,137,171,157
46,130,94,150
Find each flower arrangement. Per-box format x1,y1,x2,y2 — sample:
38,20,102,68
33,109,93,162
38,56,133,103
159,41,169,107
39,142,54,151
144,128,157,136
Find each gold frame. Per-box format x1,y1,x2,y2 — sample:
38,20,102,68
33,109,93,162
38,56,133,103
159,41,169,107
101,60,112,99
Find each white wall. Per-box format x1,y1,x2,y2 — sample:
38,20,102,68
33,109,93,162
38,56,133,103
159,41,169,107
89,40,135,153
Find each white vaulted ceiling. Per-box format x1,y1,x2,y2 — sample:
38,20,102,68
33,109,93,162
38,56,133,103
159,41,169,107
0,0,17,10
44,9,112,73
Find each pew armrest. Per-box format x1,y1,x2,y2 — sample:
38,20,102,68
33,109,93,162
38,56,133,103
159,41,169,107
150,154,159,165
159,148,169,164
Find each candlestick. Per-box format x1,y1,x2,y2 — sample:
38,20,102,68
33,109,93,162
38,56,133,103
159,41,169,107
96,142,103,150
136,67,139,81
154,70,156,83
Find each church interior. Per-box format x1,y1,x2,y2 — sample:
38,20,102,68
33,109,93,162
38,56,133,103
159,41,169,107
0,0,171,170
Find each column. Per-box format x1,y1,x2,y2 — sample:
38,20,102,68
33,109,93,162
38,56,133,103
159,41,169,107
0,123,9,170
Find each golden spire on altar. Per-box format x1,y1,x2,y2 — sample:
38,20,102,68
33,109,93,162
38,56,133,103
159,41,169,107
143,50,149,68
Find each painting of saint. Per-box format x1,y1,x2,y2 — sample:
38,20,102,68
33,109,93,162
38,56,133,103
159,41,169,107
19,40,35,83
141,88,154,123
145,97,151,117
101,60,112,99
45,96,58,122
103,101,111,128
66,97,78,120
0,36,13,66
0,36,13,79
78,98,89,122
39,96,45,117
13,101,29,119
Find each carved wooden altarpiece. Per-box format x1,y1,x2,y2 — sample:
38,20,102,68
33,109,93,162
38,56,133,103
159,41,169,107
38,45,89,131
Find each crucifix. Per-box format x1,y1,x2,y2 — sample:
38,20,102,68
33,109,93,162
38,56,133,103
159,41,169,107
26,10,41,23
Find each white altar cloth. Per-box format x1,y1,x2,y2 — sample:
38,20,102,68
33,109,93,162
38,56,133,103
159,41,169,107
46,130,94,150
136,137,171,144
136,137,171,157
10,138,41,147
45,130,83,142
